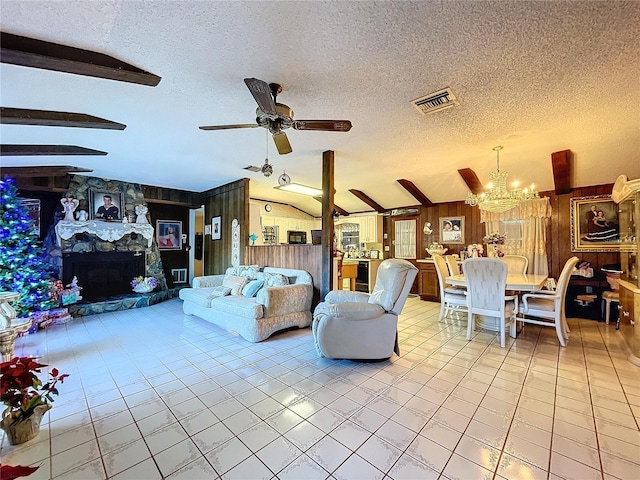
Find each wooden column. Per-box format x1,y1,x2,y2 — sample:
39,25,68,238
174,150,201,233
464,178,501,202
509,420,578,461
321,150,335,300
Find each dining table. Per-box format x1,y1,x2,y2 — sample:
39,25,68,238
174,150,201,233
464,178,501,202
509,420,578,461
445,273,549,334
445,273,548,292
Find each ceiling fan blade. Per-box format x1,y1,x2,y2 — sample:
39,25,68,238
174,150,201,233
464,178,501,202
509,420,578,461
273,131,292,155
293,120,352,132
244,78,277,117
199,124,258,131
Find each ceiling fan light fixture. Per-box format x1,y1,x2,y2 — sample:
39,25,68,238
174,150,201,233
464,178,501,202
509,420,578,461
274,183,323,197
278,171,291,186
464,146,539,213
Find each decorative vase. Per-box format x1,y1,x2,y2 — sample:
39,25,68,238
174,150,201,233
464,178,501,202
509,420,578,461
486,244,499,258
1,404,51,445
133,284,153,293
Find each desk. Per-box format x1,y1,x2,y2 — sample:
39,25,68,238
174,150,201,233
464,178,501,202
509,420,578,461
446,273,548,292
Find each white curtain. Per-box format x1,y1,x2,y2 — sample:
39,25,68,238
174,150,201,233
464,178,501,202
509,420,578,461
481,198,552,275
394,219,416,259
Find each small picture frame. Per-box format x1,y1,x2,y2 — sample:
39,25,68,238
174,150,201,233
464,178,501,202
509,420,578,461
156,220,182,250
570,195,620,252
439,216,465,244
19,198,41,235
89,189,124,221
370,250,379,259
212,216,222,240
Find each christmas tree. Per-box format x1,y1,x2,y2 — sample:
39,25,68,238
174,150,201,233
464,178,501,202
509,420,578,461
0,177,56,317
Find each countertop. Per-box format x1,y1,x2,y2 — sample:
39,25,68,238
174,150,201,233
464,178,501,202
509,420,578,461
341,258,382,263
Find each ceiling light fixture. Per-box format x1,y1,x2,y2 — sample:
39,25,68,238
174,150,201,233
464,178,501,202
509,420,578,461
274,183,323,197
261,130,273,177
465,146,539,213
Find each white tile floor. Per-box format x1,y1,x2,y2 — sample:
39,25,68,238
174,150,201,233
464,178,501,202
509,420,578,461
3,297,639,480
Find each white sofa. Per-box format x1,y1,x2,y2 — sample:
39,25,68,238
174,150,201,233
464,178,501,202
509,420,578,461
179,266,313,342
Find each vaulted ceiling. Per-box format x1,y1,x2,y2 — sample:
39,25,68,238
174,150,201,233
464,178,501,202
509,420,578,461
1,1,639,216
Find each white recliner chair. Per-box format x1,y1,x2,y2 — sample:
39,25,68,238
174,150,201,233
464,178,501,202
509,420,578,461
312,259,418,360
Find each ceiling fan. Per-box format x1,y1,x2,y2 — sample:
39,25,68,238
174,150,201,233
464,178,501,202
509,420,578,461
199,78,352,155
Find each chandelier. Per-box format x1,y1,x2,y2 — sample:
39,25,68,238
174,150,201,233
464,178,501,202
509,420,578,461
465,146,539,213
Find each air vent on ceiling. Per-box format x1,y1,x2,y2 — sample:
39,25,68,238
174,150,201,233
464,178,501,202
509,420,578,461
243,165,261,172
411,87,459,115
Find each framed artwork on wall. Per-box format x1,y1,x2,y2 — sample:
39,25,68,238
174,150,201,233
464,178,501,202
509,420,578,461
156,220,182,250
18,198,41,235
212,216,222,240
439,216,464,244
571,195,620,252
89,189,124,221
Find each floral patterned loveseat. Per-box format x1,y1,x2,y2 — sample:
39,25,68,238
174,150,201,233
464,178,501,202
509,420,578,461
179,265,313,342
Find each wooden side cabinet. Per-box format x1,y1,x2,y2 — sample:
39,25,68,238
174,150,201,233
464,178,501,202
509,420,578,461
417,262,440,301
619,280,639,324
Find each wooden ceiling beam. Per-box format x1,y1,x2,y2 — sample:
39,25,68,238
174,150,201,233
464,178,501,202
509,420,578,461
348,189,385,213
1,166,92,177
396,179,434,207
551,149,572,194
1,32,161,87
1,145,107,156
457,168,484,195
313,196,348,216
1,108,126,130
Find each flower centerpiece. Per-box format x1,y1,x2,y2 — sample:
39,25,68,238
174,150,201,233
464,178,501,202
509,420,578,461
482,232,506,257
1,356,68,445
130,276,158,293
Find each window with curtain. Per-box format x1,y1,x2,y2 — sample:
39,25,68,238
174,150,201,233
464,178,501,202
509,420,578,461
394,219,416,259
481,198,552,275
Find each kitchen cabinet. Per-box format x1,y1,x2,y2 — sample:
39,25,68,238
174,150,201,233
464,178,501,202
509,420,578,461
416,261,439,301
359,215,382,243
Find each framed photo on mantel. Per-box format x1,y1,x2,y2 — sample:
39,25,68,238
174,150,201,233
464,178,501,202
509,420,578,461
89,189,123,221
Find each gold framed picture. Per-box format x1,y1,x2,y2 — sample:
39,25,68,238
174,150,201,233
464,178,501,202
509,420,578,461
439,216,465,244
570,195,619,252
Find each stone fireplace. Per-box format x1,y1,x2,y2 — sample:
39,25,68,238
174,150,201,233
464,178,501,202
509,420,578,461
46,175,168,300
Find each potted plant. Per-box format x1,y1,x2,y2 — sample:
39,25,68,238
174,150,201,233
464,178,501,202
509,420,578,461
0,356,68,445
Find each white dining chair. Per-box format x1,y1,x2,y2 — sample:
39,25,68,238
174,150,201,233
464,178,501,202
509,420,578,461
445,255,461,276
463,258,517,348
433,255,467,322
518,256,579,346
501,255,529,274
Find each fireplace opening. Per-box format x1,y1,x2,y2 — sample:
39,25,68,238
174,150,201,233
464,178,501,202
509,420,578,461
62,252,145,301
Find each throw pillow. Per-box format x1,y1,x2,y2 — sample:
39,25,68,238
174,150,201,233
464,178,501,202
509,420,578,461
222,275,249,296
209,286,232,298
242,279,264,297
262,273,290,288
225,265,261,281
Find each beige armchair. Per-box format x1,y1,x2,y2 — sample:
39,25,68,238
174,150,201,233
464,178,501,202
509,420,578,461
312,259,418,360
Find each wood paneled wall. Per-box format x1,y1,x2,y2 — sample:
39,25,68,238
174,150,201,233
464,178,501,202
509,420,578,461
244,245,322,308
203,179,249,275
383,183,619,281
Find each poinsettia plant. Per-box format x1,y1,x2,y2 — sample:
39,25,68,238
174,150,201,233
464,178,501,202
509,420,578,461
0,356,68,420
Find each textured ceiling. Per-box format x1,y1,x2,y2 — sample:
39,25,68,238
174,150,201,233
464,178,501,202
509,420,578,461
1,1,639,216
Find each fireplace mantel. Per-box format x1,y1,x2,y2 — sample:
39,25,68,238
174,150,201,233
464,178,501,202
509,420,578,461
55,220,154,246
